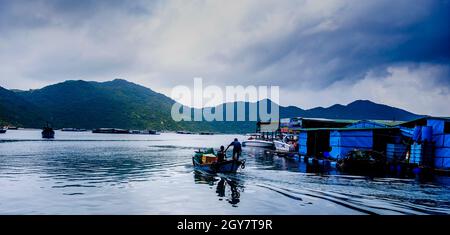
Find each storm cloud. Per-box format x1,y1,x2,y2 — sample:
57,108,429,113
0,0,449,115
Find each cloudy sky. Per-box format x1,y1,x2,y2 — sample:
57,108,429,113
0,0,449,115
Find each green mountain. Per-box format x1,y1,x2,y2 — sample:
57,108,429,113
0,79,422,133
204,99,422,133
278,100,422,121
13,79,201,131
0,86,46,127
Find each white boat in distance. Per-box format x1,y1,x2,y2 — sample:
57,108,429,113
242,133,274,149
242,133,292,152
242,139,275,149
273,140,291,153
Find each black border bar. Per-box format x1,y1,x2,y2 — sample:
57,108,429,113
0,215,448,233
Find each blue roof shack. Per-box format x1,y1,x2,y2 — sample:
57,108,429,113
294,116,450,170
297,119,401,160
294,118,354,157
329,129,373,159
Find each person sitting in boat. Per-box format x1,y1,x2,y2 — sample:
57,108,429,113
293,141,299,152
226,138,242,161
217,146,226,162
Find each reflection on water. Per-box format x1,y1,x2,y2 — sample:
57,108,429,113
0,130,449,214
194,172,243,207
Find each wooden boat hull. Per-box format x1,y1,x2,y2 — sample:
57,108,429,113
193,158,245,173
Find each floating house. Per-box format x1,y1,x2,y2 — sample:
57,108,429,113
283,116,450,170
289,118,399,157
298,126,401,159
328,127,402,159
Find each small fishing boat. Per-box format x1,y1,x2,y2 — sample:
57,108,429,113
0,128,6,134
42,123,55,139
193,149,245,174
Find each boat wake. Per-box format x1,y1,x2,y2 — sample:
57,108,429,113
256,183,450,215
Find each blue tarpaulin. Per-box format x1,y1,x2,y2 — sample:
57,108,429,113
412,126,422,142
428,119,450,169
329,130,373,159
434,134,450,169
428,119,444,134
298,131,307,155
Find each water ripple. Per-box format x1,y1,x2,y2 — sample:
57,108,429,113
0,131,449,214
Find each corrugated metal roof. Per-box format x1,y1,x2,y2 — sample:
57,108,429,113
288,117,404,126
349,120,404,127
296,127,400,131
298,117,357,123
399,116,450,126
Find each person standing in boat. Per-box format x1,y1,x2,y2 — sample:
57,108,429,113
226,138,242,161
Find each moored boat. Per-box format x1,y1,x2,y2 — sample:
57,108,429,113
0,128,6,134
242,134,275,149
242,139,275,149
177,131,195,134
273,140,291,153
199,132,214,135
192,149,245,173
92,128,130,134
148,130,160,135
242,134,292,151
135,130,160,135
61,128,87,132
42,123,55,139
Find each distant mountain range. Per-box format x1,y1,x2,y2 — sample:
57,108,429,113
0,79,422,133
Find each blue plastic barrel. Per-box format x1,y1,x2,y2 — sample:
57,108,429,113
389,165,395,172
413,126,421,142
421,126,433,142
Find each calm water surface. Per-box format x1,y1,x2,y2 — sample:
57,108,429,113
0,130,449,214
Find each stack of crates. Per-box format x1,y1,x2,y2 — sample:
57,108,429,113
410,143,434,166
201,154,218,164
